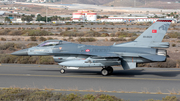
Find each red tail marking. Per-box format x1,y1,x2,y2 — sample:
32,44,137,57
152,29,157,33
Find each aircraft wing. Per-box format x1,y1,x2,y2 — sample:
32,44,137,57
140,54,166,61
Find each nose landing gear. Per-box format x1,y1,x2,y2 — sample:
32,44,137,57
101,66,113,76
59,65,66,74
60,68,65,74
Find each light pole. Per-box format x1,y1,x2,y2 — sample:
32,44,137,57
46,5,48,23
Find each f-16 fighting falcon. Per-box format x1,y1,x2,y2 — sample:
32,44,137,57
11,19,172,76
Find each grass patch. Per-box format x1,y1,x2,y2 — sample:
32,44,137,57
0,54,55,64
167,32,180,38
77,37,96,42
0,88,125,101
0,29,53,36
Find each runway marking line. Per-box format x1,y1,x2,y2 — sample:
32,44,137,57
1,65,180,71
0,74,180,81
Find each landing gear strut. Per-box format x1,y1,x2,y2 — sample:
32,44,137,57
107,66,113,75
101,66,113,76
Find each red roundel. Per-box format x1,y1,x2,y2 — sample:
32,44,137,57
85,49,90,52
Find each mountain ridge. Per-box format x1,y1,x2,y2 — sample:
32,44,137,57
56,0,180,9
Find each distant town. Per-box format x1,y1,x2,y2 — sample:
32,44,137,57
0,0,180,24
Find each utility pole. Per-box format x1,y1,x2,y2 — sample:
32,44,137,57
46,5,48,23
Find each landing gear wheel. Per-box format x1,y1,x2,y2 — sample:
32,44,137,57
107,66,113,75
60,68,65,74
101,68,109,76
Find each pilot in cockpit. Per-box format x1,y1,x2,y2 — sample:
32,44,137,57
38,40,63,47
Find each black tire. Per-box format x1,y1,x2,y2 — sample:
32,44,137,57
107,66,113,75
101,68,109,76
60,68,65,74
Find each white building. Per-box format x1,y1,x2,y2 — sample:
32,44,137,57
100,17,159,23
136,18,159,23
86,12,97,21
72,12,85,21
72,10,97,22
100,18,124,22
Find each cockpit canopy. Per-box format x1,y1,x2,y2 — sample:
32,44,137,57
38,40,63,47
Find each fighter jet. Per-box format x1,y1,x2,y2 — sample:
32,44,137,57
11,19,172,76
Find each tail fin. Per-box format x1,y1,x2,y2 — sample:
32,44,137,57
115,19,172,48
135,19,172,43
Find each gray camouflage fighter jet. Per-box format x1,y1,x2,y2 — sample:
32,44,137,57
11,19,172,76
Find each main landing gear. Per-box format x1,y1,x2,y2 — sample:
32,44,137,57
101,66,113,76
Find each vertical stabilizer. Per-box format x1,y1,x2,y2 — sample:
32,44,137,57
134,19,172,46
115,19,172,47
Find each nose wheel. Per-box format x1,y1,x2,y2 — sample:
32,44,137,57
60,68,65,74
101,66,113,76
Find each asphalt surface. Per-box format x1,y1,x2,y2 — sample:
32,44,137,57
1,64,180,100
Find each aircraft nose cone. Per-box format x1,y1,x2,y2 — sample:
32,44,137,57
11,49,28,56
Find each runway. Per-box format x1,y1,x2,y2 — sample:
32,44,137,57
1,64,180,100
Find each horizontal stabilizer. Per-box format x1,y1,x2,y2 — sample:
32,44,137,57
140,55,166,62
149,42,169,48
